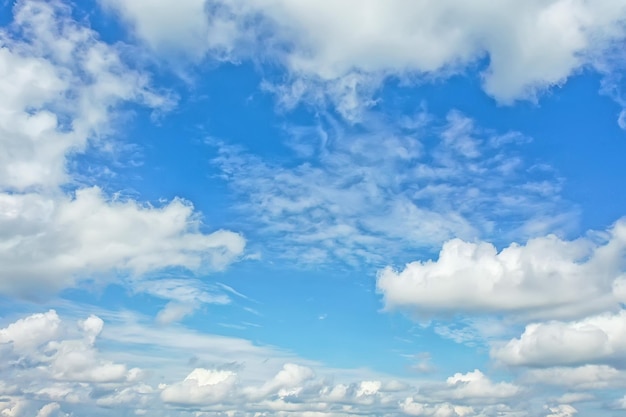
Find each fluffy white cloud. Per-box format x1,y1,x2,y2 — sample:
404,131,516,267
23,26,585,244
35,402,65,417
0,188,244,298
161,368,237,405
245,363,315,401
102,0,626,114
0,0,168,191
0,311,595,417
442,370,520,401
0,0,245,300
377,219,626,320
491,311,626,367
545,404,577,417
400,398,473,417
0,311,134,384
0,399,27,417
0,310,61,351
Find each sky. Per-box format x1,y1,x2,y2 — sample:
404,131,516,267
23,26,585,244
2,0,626,416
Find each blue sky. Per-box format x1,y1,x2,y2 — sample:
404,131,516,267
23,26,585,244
2,1,626,416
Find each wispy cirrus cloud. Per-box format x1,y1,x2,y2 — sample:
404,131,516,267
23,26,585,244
212,110,572,266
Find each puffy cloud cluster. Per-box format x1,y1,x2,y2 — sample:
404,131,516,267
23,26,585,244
377,216,626,405
161,368,237,405
441,370,520,402
0,0,244,300
400,398,474,417
0,188,245,298
159,363,525,415
0,310,135,383
492,311,626,367
101,0,626,118
11,310,623,417
378,219,626,320
0,311,145,416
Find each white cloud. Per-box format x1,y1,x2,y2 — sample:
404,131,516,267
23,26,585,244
0,399,27,417
545,404,577,417
0,188,244,298
400,398,474,416
0,0,245,300
99,0,215,60
554,393,594,404
0,0,168,191
492,310,626,367
0,310,588,417
0,311,133,384
213,111,568,266
522,365,626,390
0,310,61,351
377,219,626,321
95,384,154,408
101,0,626,116
442,370,520,402
132,278,232,324
35,402,65,417
355,380,381,397
161,368,237,405
246,363,315,400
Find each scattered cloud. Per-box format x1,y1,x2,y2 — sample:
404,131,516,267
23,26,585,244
0,310,540,417
213,111,569,266
0,0,245,301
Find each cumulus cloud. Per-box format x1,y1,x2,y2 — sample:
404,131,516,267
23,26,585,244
0,311,154,416
0,310,61,351
491,311,626,367
0,188,244,298
101,0,626,116
0,399,28,417
441,370,520,402
161,368,237,405
400,398,473,417
377,219,626,321
0,0,167,191
0,311,579,417
0,311,134,384
0,0,245,300
244,363,315,401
